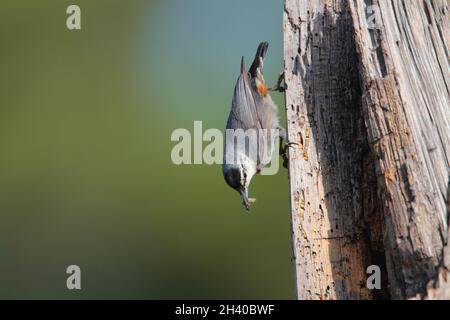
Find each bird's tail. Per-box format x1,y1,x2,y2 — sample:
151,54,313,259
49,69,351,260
249,41,268,79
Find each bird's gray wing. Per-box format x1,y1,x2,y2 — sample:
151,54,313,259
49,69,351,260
226,57,262,131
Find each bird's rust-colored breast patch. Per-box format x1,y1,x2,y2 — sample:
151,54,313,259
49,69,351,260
257,82,268,97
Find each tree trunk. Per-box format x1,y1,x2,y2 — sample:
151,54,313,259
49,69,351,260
284,0,449,300
420,179,450,299
283,0,387,300
349,0,449,299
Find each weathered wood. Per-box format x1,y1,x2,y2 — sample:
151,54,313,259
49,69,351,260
284,0,449,300
420,178,450,299
349,0,450,299
283,0,386,299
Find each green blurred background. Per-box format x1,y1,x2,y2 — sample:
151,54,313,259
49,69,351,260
0,0,293,299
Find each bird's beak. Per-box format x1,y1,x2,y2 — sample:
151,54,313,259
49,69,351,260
240,188,250,211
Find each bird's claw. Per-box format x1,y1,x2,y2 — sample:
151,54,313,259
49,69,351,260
270,71,286,92
279,137,298,169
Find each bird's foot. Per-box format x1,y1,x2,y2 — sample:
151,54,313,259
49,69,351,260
270,71,286,92
279,136,298,169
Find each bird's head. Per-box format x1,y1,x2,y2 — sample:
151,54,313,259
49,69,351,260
223,162,257,211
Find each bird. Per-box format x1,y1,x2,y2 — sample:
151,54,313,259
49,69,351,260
222,41,285,211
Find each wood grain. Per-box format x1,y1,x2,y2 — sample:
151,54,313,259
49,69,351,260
283,0,386,299
284,0,449,299
349,0,449,299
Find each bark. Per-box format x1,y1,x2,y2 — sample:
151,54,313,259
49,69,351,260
421,178,450,299
349,0,449,299
283,0,387,300
284,0,449,300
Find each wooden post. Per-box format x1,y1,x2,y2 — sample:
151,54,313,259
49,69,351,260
421,178,450,299
284,0,449,299
349,0,449,299
283,0,386,300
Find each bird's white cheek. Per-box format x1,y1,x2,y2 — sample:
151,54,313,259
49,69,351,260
246,167,258,188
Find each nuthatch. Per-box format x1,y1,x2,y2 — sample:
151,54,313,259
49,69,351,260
222,42,285,211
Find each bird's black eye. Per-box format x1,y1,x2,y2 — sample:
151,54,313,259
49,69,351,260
243,172,247,178
224,167,241,189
